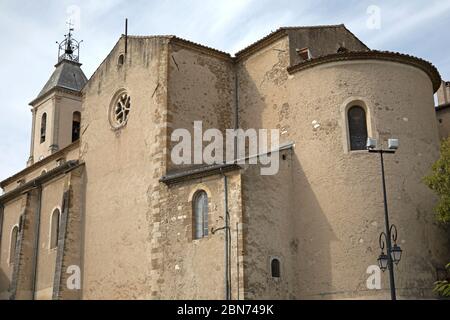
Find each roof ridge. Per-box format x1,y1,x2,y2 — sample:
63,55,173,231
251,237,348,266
234,24,349,58
123,25,352,60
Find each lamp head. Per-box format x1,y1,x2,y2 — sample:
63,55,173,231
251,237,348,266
377,253,389,272
388,139,399,150
366,138,377,150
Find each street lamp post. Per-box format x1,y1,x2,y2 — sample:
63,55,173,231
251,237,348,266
367,138,403,300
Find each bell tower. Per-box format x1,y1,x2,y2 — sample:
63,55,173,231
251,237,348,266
27,24,87,166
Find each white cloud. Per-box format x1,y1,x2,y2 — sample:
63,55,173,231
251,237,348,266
366,1,450,48
0,0,449,182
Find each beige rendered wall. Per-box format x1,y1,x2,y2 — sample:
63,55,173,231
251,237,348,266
436,81,450,106
287,26,369,66
31,92,81,164
240,150,298,299
33,97,54,162
0,197,23,299
80,36,169,299
55,94,82,151
436,107,450,140
238,36,449,299
1,143,79,194
34,176,65,300
155,173,243,299
167,41,235,170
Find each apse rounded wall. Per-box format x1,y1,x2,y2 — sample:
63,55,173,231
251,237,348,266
280,57,449,299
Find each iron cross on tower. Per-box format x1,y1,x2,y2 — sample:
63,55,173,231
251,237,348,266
56,20,82,63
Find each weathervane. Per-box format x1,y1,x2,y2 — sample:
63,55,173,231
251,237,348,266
56,20,82,63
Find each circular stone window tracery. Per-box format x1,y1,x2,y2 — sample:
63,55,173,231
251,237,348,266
109,91,131,129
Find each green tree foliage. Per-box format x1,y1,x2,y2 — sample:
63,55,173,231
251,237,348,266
424,138,450,297
434,263,450,297
424,138,450,224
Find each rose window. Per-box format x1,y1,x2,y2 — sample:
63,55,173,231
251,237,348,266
110,91,131,129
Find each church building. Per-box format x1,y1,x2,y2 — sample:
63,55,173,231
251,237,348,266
0,24,449,299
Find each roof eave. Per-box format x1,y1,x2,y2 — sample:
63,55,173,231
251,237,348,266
287,50,442,93
29,86,83,106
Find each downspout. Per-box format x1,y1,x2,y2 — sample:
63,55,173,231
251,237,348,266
236,221,239,300
31,185,42,300
234,64,239,300
223,172,231,300
124,18,128,55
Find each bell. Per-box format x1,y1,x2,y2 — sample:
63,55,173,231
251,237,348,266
65,40,74,55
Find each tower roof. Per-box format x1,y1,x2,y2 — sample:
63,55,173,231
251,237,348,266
30,25,87,105
32,60,87,104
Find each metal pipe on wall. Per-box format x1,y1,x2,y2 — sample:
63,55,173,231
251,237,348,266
31,186,42,300
223,173,231,300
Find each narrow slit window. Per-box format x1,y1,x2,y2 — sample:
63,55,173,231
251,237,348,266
193,191,208,240
72,111,81,142
40,113,47,143
271,258,281,278
50,208,61,249
348,106,368,151
10,226,19,263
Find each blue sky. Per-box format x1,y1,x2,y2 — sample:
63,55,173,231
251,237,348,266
1,0,450,183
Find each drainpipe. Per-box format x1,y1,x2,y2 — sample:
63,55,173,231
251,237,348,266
223,172,231,300
124,18,128,55
31,185,42,300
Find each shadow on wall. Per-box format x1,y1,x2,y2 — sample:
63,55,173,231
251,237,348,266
0,268,10,300
291,155,337,299
237,63,337,299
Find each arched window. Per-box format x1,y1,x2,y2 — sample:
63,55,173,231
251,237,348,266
193,191,208,239
50,208,61,249
40,113,47,143
271,258,281,278
118,54,125,66
348,106,368,151
10,225,19,263
72,111,81,142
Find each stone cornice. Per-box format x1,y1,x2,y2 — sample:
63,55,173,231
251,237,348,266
0,140,80,188
0,161,81,205
160,163,240,185
29,86,83,106
287,50,442,93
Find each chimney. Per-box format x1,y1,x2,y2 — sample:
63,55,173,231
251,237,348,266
437,80,450,106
